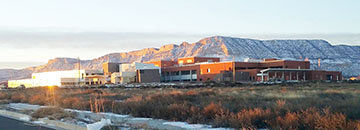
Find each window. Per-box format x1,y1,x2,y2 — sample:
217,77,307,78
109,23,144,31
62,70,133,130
187,59,193,63
207,68,211,73
181,71,190,75
178,60,183,64
171,71,178,76
191,70,197,74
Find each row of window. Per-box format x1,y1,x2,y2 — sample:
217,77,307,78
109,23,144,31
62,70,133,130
162,70,197,76
178,59,193,64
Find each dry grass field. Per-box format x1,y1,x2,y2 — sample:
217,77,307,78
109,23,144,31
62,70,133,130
0,82,360,129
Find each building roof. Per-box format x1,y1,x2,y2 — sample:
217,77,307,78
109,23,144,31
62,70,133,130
177,56,220,59
260,68,311,73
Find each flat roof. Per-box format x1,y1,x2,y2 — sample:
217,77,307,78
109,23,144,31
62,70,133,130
260,68,311,72
145,60,174,62
177,56,220,59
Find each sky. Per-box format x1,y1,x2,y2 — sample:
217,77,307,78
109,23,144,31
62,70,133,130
0,0,359,69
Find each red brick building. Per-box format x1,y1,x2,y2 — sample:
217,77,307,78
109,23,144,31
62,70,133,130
146,57,342,82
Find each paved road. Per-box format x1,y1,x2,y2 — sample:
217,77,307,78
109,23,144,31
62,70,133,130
0,115,54,130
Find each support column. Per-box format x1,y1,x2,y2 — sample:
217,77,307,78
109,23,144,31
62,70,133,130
303,72,306,81
190,70,192,81
166,72,169,82
267,72,269,81
282,72,285,81
289,72,292,80
169,72,172,82
274,72,277,79
261,72,264,82
296,72,299,80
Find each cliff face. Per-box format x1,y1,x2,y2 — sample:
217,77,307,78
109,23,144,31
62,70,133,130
1,36,359,82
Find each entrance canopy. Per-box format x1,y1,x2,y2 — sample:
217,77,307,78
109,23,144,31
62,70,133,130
260,68,311,73
259,68,311,82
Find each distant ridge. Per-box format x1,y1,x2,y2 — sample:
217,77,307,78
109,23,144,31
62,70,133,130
1,36,360,81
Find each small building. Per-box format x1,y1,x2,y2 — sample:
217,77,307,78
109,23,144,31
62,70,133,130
103,62,122,76
8,79,37,88
111,62,160,84
137,69,161,83
0,82,8,88
349,76,360,80
8,69,104,88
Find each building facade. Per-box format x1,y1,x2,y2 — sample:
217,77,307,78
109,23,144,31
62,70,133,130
103,62,122,76
7,57,343,88
146,57,342,82
8,69,104,88
110,62,161,84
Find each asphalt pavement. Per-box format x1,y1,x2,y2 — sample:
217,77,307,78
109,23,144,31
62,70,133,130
0,115,54,130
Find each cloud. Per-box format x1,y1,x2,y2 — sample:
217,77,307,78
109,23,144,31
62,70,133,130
0,31,207,51
0,61,45,69
1,31,359,50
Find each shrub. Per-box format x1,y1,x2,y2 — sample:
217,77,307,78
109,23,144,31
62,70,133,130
313,109,356,130
203,102,224,121
168,90,183,96
10,93,27,103
166,103,190,121
0,92,8,100
268,112,300,129
28,95,48,105
275,99,286,109
229,108,272,129
125,96,143,102
186,90,199,96
61,97,87,110
31,107,73,120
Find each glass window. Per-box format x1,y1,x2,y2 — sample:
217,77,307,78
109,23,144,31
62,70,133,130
181,71,190,75
191,70,197,74
187,59,193,63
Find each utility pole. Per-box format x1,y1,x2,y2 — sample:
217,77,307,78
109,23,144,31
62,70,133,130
78,57,81,87
232,56,236,83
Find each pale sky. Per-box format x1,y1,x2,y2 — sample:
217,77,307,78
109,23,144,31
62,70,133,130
0,0,359,69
